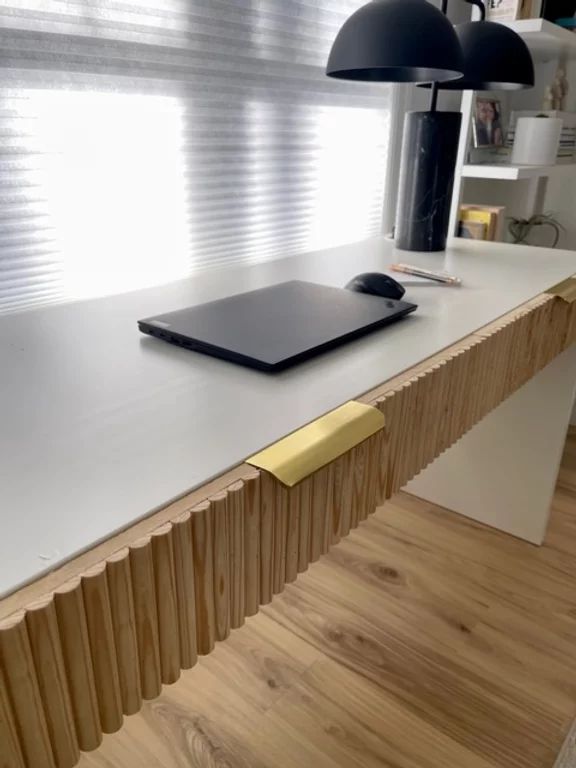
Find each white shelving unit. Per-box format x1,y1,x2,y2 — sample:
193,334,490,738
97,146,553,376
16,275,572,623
449,19,576,240
502,18,576,59
462,161,576,180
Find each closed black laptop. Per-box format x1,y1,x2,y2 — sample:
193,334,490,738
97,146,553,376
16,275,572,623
138,280,417,372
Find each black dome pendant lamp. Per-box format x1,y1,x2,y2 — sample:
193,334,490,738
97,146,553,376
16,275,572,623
426,2,535,90
326,0,535,253
326,0,465,83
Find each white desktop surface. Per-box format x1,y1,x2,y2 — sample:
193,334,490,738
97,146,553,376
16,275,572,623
1,236,575,597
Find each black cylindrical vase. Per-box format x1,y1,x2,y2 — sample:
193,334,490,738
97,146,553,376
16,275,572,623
395,111,462,252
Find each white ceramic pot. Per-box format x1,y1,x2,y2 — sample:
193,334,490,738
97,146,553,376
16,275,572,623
511,117,563,166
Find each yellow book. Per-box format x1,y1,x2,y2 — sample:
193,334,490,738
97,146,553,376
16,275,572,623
458,220,487,240
459,208,494,241
461,204,506,241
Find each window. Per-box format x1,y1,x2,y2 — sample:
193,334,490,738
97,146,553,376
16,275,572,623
0,1,398,313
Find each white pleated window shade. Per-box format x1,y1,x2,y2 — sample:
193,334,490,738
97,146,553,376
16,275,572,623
0,1,396,314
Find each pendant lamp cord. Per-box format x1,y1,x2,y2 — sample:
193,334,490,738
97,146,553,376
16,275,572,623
468,0,487,21
429,0,449,112
429,0,486,112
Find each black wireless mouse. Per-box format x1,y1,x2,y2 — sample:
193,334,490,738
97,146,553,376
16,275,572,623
345,272,406,301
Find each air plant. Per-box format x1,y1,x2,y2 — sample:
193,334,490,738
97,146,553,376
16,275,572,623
508,212,564,248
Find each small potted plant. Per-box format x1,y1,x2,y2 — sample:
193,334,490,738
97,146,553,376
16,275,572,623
508,212,564,248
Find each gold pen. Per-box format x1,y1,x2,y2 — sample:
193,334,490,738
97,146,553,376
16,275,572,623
391,263,462,286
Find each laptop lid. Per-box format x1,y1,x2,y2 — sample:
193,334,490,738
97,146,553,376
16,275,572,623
138,280,417,372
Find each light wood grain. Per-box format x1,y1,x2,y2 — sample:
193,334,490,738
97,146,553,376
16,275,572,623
243,471,261,617
81,564,123,734
106,550,142,716
151,526,181,686
171,511,198,670
338,450,353,538
53,580,102,752
191,502,216,656
129,539,162,700
211,492,231,643
227,481,246,629
0,662,25,768
310,466,328,563
259,471,275,606
330,456,345,546
285,485,300,585
297,477,312,574
0,613,55,768
25,597,79,768
272,482,289,596
77,432,576,768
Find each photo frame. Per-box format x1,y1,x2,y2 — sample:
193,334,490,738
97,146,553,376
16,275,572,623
485,0,532,20
473,98,505,148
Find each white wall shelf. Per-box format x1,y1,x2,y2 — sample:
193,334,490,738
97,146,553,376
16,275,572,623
448,17,576,236
502,18,576,59
462,162,576,180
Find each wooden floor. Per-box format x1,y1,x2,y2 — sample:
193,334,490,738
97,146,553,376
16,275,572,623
80,434,576,768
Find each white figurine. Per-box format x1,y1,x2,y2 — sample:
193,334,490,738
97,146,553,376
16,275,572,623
551,67,569,111
558,68,569,111
543,85,554,111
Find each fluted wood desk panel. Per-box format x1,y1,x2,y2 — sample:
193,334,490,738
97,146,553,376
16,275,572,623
1,292,575,768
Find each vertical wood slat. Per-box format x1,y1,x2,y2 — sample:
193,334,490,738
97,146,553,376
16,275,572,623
191,501,216,655
322,463,335,555
151,525,181,686
331,455,345,546
285,484,300,584
81,564,123,734
129,538,162,700
373,428,389,509
401,375,422,490
406,373,426,487
415,368,434,479
0,612,55,768
448,350,467,451
259,471,275,606
211,492,231,642
272,482,289,595
339,450,355,539
0,662,25,768
349,443,363,529
106,550,142,716
339,451,352,539
227,481,246,630
172,511,198,670
466,341,485,434
53,580,102,752
25,597,79,768
427,361,447,471
297,477,312,574
243,471,261,617
382,390,400,498
310,464,329,563
365,432,381,514
388,382,407,493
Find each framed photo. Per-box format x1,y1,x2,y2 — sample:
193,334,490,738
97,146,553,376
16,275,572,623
485,0,532,20
473,98,505,148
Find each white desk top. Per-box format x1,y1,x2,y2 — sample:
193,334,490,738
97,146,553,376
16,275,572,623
1,236,575,597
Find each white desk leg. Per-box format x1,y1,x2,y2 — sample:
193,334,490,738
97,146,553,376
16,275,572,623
405,345,576,545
